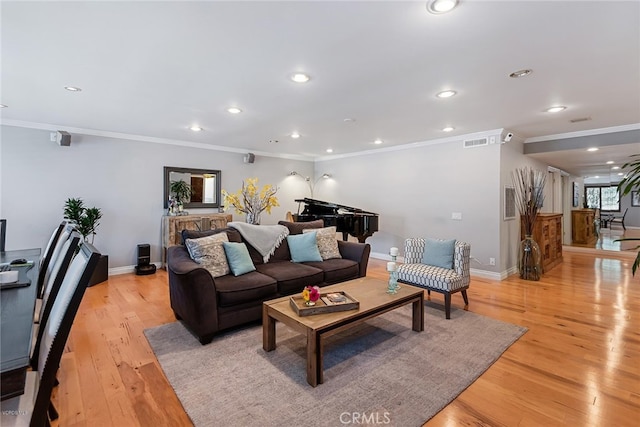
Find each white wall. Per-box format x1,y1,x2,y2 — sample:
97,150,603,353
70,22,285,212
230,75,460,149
317,132,503,277
2,124,565,278
0,125,314,269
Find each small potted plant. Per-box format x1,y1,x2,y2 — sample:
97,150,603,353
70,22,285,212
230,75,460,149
63,198,102,244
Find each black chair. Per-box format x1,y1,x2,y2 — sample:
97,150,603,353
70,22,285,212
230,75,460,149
609,208,628,230
37,223,77,299
30,232,82,369
1,218,6,252
0,242,100,427
36,222,67,297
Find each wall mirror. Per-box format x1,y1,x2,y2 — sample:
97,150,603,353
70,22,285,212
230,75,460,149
164,166,222,209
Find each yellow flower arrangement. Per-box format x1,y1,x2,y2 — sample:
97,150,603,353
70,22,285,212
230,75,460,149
222,178,279,224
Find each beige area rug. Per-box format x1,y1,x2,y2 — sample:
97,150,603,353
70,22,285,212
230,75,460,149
144,303,526,427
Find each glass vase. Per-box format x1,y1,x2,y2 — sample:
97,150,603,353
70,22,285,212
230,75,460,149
245,212,261,225
518,235,541,281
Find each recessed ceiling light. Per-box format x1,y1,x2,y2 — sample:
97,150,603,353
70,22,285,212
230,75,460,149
436,90,457,99
343,118,356,123
64,86,82,92
189,126,203,132
291,73,310,83
374,139,383,145
426,0,459,14
291,132,300,139
595,176,600,179
227,107,242,114
618,173,624,176
544,106,566,113
509,69,533,78
587,147,599,152
326,148,333,153
0,104,7,108
442,126,455,132
606,161,614,164
612,166,620,170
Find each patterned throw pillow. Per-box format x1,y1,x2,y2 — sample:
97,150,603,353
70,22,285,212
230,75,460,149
303,226,342,260
185,233,230,278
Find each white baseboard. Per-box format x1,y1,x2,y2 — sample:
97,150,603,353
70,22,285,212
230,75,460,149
370,252,509,281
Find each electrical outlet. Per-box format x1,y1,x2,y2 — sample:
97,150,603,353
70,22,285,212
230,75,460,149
50,132,57,142
451,212,462,220
489,258,496,266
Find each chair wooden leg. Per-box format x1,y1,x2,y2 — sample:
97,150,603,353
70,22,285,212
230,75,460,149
461,290,469,306
444,293,451,319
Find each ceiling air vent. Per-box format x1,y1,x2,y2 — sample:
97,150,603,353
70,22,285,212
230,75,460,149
463,137,489,148
570,117,592,123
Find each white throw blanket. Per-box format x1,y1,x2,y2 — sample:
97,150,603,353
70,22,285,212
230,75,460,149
228,222,289,263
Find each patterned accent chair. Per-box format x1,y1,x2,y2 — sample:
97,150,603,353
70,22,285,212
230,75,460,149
397,238,471,319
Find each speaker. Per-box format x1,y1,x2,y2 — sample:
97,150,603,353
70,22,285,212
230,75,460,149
137,244,150,266
57,131,71,146
243,153,255,163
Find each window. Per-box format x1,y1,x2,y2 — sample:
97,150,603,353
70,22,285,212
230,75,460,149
585,185,620,211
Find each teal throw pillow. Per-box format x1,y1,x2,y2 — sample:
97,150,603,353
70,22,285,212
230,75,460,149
422,238,456,269
287,232,323,263
222,242,256,276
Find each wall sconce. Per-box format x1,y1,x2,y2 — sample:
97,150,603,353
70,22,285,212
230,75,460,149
289,171,331,198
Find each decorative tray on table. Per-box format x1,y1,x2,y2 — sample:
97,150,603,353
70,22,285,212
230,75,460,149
289,291,360,317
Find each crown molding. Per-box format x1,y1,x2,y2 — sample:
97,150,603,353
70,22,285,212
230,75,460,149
524,123,640,144
0,119,314,162
314,128,505,162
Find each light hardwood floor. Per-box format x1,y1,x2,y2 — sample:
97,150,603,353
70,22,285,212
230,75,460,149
51,250,639,426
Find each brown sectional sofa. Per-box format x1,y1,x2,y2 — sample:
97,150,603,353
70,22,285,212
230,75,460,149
167,220,371,344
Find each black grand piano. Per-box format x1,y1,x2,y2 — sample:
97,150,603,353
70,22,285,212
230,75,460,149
292,198,379,243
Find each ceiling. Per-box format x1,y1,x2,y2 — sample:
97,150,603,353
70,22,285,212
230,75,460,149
1,1,639,174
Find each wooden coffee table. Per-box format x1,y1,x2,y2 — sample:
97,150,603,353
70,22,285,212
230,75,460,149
262,277,424,387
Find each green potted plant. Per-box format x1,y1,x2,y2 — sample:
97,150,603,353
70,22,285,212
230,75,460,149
615,154,640,275
63,198,103,244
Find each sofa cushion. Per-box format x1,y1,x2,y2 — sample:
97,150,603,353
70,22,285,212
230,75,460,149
302,258,359,284
278,219,324,235
287,232,323,262
214,271,278,307
422,238,455,269
181,227,242,245
223,242,256,276
184,232,230,278
255,262,324,295
303,226,341,260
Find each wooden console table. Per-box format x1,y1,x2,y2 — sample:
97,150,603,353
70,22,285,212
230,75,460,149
521,213,563,273
162,213,232,266
571,209,597,245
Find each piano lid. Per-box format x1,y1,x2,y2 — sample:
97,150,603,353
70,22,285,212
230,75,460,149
294,198,378,216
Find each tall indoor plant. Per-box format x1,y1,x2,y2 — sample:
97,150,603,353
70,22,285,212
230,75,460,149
63,198,103,243
512,167,547,281
615,154,640,275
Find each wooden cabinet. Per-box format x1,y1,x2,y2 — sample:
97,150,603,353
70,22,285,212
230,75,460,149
162,213,232,266
571,209,596,245
521,213,563,273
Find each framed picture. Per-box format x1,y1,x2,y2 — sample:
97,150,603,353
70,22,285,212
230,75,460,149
572,182,579,207
632,191,640,207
